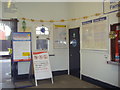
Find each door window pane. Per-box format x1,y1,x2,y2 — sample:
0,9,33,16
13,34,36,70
36,39,48,50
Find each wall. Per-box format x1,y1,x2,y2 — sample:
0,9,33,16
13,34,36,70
0,1,2,89
68,2,119,87
2,2,120,87
2,2,69,72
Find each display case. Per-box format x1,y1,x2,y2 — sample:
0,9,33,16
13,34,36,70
109,23,120,62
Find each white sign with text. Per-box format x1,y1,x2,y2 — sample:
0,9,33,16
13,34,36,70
32,52,53,86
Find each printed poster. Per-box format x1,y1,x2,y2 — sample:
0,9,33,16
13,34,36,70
12,32,31,62
53,25,67,48
33,52,52,80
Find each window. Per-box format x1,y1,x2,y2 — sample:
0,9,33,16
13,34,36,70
0,19,17,56
36,39,48,50
0,23,11,40
36,26,49,35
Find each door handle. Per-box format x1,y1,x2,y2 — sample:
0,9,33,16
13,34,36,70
70,54,72,56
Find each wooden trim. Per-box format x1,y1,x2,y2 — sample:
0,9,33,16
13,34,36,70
0,19,19,22
82,75,119,88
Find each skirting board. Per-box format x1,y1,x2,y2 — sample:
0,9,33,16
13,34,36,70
82,75,120,89
52,70,68,76
12,70,68,81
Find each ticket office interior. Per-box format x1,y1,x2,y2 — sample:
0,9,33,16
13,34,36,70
0,2,120,88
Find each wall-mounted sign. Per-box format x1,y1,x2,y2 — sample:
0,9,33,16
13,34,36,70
53,25,67,48
70,39,77,47
12,32,31,62
82,16,108,50
103,0,120,14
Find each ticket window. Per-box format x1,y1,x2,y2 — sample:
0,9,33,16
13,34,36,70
36,25,49,51
109,23,120,62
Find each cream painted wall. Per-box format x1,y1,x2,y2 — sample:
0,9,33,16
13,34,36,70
68,2,119,87
0,2,2,89
2,2,69,72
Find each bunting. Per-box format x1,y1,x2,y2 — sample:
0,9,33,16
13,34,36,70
19,13,102,23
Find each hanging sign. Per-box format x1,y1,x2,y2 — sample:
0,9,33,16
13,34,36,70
103,0,120,14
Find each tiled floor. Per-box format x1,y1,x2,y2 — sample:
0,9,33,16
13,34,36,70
0,59,102,89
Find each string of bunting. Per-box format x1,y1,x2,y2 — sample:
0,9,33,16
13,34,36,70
19,13,102,23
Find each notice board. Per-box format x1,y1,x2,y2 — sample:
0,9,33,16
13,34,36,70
53,25,67,48
82,16,108,50
12,32,31,62
32,52,53,86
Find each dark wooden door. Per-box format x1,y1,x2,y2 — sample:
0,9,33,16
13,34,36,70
69,27,80,78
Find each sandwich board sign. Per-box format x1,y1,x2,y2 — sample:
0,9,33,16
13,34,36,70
32,52,53,86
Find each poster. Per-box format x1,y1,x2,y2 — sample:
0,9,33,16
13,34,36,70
13,32,31,41
53,25,67,48
93,17,108,49
32,52,53,80
12,32,31,62
82,20,94,49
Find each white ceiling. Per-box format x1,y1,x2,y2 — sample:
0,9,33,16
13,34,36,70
1,0,106,2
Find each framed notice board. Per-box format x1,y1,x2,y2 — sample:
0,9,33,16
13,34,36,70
81,16,108,50
12,32,32,82
53,25,67,48
12,32,31,62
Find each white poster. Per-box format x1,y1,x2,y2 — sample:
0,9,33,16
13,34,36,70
32,52,53,86
93,17,108,50
12,32,31,62
82,20,94,49
53,25,67,48
13,41,31,62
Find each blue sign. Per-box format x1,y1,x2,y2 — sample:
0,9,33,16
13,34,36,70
71,39,77,47
82,20,92,25
93,17,107,22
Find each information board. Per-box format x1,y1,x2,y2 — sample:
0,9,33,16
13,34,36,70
12,32,31,62
82,16,108,50
32,52,53,86
53,25,67,48
103,0,120,14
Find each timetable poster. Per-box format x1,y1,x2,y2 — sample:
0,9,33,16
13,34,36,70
33,52,52,80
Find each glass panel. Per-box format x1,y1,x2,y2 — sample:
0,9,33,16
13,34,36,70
0,23,11,40
36,26,49,35
36,39,48,50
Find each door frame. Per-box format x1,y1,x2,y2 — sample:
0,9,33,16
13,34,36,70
68,27,81,79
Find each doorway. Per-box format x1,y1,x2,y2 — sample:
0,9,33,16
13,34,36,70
69,27,80,78
0,19,17,88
